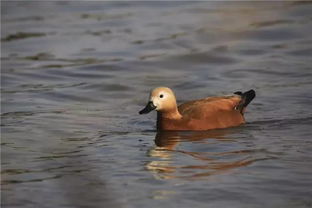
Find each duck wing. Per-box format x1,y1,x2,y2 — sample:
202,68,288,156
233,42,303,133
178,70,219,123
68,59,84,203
178,95,242,119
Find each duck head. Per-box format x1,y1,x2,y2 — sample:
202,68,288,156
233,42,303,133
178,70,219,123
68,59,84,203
139,87,178,115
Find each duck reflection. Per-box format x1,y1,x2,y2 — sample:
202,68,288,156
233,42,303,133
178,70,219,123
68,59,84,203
146,129,262,180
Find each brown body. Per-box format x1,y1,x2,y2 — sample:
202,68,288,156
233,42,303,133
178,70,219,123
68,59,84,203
157,96,245,130
139,87,255,131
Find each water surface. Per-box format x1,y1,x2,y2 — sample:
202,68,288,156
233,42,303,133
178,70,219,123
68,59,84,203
1,2,312,208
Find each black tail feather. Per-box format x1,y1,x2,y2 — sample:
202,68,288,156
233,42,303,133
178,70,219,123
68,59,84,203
242,89,256,108
234,91,243,96
234,89,256,113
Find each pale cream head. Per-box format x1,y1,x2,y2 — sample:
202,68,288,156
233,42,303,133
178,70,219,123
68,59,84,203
149,87,177,112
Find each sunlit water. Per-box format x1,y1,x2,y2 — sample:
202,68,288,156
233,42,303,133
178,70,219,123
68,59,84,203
1,2,312,208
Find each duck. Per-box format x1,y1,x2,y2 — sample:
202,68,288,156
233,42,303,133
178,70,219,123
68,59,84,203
139,87,255,131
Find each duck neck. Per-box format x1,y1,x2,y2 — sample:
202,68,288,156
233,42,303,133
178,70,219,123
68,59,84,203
159,107,182,120
157,109,182,131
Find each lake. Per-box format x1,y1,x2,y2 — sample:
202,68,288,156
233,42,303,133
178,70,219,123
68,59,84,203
1,1,312,208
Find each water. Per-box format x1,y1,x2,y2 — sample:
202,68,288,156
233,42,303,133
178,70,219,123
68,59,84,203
1,1,312,208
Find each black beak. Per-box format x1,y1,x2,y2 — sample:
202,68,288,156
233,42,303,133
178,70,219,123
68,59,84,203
139,101,156,114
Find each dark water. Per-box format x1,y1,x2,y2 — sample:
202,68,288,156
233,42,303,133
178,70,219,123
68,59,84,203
1,1,312,208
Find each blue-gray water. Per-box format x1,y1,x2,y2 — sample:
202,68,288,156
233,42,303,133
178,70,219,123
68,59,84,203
1,1,312,208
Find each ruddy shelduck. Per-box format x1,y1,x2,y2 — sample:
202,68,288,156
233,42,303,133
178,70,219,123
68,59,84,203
139,87,255,131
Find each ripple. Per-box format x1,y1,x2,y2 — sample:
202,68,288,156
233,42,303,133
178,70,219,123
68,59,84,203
1,169,32,175
286,48,312,56
80,12,132,21
2,83,86,94
250,20,294,28
1,111,35,118
37,153,87,160
2,175,62,185
223,68,301,79
1,32,46,42
250,116,312,128
245,28,302,41
168,52,239,65
4,16,45,23
83,83,131,91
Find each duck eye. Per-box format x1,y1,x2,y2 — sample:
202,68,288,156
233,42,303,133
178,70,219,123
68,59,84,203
159,94,164,98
